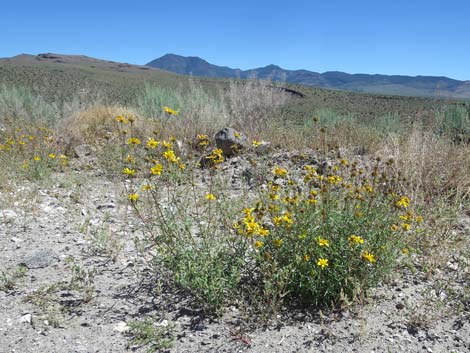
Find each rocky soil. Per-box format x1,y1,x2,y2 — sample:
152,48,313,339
1,153,469,353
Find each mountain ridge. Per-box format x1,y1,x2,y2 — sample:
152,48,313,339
146,54,470,99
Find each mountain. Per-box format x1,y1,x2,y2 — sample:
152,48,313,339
1,52,468,120
146,54,470,99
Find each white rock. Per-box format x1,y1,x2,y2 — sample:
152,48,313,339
18,314,32,324
156,319,169,327
0,210,18,221
113,321,130,333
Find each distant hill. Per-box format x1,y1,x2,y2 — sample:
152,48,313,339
147,54,470,99
1,53,468,121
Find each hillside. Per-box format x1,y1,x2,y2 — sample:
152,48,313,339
0,53,468,120
147,54,470,99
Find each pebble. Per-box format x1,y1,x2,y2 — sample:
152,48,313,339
18,313,32,324
396,302,405,310
113,321,130,333
0,209,18,221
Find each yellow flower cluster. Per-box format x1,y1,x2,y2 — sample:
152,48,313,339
163,106,179,116
273,166,288,177
395,196,410,209
197,134,210,148
205,148,224,165
234,207,270,238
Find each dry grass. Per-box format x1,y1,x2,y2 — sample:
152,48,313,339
59,105,144,145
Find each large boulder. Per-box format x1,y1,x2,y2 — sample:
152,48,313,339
214,128,249,157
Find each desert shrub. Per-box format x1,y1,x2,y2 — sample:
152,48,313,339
0,85,60,124
379,125,470,203
60,105,143,145
134,82,228,140
118,133,247,314
135,84,181,120
232,158,421,309
366,113,405,135
435,106,470,143
226,79,290,138
116,120,422,315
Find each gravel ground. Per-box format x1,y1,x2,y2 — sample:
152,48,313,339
1,153,469,353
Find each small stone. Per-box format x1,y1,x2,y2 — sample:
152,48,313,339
0,210,17,222
156,319,170,327
18,313,32,324
446,261,459,271
97,203,115,210
396,302,405,310
113,321,130,333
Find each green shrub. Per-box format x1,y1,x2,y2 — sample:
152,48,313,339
120,123,422,315
233,158,421,309
0,85,60,124
436,106,470,143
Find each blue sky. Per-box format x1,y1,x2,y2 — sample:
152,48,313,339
1,0,469,80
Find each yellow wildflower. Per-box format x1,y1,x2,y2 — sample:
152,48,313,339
33,156,41,161
395,196,410,209
163,106,179,115
254,240,264,248
303,254,310,262
273,166,288,177
348,235,364,244
163,150,179,163
206,148,224,164
127,137,141,146
205,193,217,201
48,153,56,159
317,258,329,269
401,223,411,231
252,140,262,147
362,251,376,263
146,138,159,149
128,193,139,203
116,115,127,124
318,238,329,247
150,164,163,175
123,167,136,176
273,239,283,247
327,175,343,185
141,184,153,191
